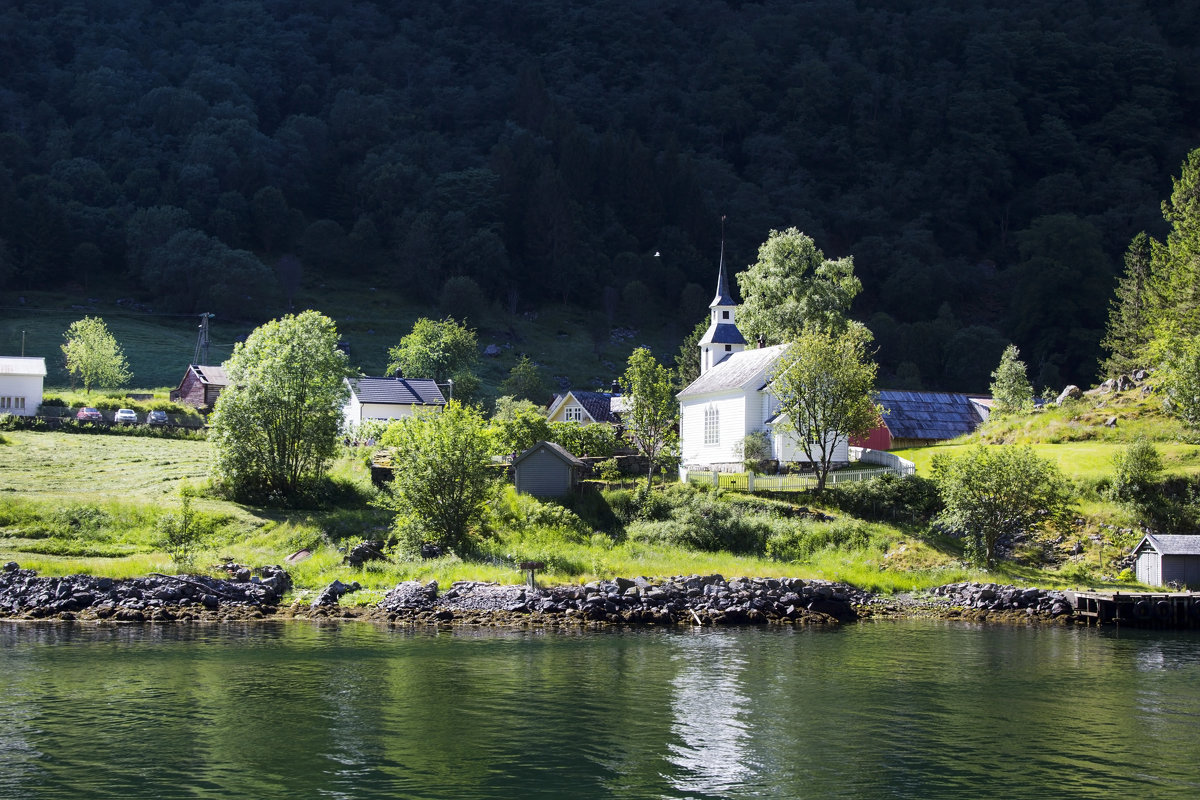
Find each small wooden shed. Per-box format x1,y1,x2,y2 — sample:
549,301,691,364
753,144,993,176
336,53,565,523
170,364,228,410
512,441,587,498
1133,534,1200,588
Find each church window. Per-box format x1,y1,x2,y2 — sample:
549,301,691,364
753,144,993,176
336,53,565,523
704,406,719,445
725,345,732,351
722,310,729,319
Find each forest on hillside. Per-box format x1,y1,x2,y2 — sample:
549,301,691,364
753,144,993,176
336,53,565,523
0,0,1197,391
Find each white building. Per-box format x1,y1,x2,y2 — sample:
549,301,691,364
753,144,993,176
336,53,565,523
343,376,445,431
676,252,848,472
0,356,47,417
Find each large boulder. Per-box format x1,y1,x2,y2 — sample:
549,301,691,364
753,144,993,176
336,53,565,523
1055,385,1082,405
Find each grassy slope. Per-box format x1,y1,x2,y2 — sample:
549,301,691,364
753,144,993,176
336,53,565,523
2,279,683,397
0,428,977,599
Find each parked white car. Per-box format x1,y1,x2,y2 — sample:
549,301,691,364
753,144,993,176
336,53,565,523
113,408,138,424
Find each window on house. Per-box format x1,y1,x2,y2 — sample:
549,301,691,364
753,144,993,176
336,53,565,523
725,345,732,351
14,397,24,410
0,397,9,410
565,406,583,422
704,405,719,445
722,310,729,319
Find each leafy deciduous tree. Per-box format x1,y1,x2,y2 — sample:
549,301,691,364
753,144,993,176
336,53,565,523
736,228,861,344
387,317,480,403
61,316,131,394
499,355,547,403
379,401,497,556
770,324,882,491
932,446,1073,569
209,310,351,500
621,347,678,488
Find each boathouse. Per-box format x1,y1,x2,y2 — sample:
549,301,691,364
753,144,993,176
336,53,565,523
1133,534,1200,588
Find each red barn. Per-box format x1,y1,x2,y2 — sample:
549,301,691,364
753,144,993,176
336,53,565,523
851,390,988,450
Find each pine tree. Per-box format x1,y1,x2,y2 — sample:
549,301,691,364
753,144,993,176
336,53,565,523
1099,232,1154,377
1149,148,1200,345
990,344,1033,416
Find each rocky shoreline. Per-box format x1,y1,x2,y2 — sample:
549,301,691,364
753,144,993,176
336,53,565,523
1,561,1083,628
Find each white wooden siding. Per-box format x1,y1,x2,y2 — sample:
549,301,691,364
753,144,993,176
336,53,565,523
680,391,747,466
0,374,43,417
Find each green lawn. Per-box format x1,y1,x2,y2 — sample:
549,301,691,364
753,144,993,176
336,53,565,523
894,440,1200,482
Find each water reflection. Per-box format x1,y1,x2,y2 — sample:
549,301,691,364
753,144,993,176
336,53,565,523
667,631,753,797
2,621,1200,799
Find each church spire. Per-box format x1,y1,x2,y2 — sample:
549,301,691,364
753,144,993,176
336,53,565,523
710,227,736,307
698,216,746,375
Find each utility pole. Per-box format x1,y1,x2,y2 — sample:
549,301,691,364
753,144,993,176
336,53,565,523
193,313,214,364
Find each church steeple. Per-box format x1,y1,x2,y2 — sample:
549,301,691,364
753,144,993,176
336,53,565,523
698,220,747,375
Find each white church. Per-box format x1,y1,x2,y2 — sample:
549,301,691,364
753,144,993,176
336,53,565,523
677,250,849,472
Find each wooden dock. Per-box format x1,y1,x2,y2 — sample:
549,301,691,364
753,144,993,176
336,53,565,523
1065,590,1200,627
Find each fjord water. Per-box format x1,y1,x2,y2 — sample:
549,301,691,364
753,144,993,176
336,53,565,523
2,621,1199,799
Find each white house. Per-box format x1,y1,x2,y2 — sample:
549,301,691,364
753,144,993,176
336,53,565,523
343,376,446,431
676,252,848,472
0,356,47,417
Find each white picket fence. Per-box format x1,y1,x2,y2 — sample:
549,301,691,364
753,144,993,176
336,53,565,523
680,447,915,493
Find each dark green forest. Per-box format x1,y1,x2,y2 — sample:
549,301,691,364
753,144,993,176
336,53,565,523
1,0,1197,391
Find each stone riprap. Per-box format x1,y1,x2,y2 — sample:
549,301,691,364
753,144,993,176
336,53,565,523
373,574,865,626
0,562,290,621
848,581,1078,622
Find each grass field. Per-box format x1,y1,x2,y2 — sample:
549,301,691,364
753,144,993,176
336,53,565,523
1,280,683,400
894,440,1200,482
0,429,991,596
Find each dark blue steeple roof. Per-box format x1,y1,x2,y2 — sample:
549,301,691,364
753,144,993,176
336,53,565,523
709,239,737,307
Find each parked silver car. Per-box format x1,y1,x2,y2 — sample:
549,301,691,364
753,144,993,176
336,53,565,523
113,408,138,424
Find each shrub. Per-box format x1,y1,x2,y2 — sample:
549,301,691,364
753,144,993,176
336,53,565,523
765,518,879,562
1108,438,1163,508
628,494,769,554
40,395,67,407
594,457,622,481
833,473,942,523
155,487,214,573
488,486,591,542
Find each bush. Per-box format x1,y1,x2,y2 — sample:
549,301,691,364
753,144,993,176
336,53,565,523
40,395,67,407
488,486,591,542
765,518,879,562
628,493,769,554
594,457,622,481
1108,438,1163,508
155,487,214,572
832,473,942,522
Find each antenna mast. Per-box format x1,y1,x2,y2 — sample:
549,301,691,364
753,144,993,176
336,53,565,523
193,313,214,364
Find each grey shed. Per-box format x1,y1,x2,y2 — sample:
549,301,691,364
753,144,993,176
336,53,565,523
512,441,588,498
1133,534,1200,588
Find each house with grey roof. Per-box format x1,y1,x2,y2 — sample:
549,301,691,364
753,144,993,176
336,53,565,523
852,390,987,450
547,381,625,428
343,376,446,431
1133,534,1200,588
676,249,848,472
0,356,47,417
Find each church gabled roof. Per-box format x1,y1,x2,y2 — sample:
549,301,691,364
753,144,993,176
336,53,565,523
678,344,787,398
